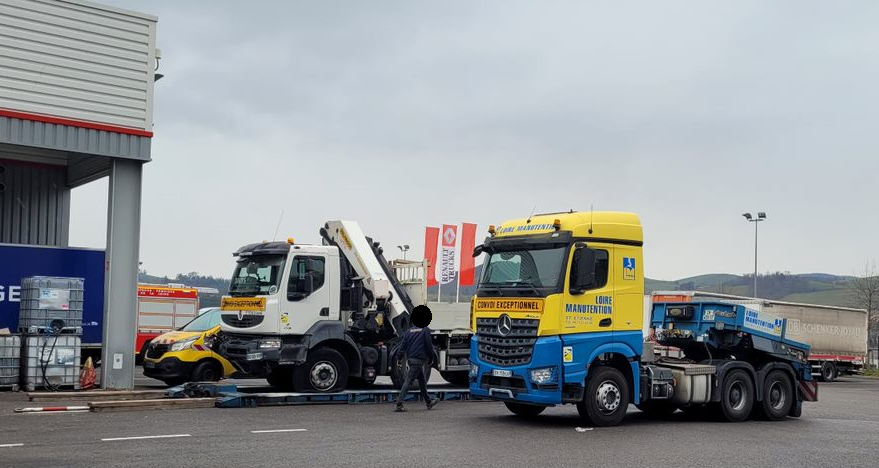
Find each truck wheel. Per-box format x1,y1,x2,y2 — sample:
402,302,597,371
267,366,294,389
820,362,837,382
576,366,630,427
294,348,348,393
719,369,754,422
348,375,377,388
636,401,679,417
440,371,470,387
191,361,222,382
758,370,793,421
504,402,546,417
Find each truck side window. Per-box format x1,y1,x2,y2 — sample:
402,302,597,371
571,248,609,291
593,250,609,289
287,256,325,301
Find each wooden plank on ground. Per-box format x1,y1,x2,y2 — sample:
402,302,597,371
29,390,168,401
89,398,217,412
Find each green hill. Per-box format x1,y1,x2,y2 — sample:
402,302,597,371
645,272,858,308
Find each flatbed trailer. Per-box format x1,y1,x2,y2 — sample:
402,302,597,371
642,299,817,420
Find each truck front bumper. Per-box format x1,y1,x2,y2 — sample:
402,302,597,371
469,335,564,406
217,334,308,377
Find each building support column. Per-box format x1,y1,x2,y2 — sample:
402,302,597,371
100,158,143,389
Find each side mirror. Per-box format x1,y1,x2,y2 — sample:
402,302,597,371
473,245,484,257
570,246,596,295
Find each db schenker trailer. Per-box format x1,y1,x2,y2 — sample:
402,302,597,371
468,211,818,426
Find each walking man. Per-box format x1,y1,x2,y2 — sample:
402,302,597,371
395,305,439,412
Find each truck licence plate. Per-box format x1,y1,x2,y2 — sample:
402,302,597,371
492,369,513,378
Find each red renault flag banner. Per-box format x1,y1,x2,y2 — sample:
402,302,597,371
459,223,478,286
424,227,440,287
440,224,458,285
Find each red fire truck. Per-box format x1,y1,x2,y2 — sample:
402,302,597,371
135,284,200,360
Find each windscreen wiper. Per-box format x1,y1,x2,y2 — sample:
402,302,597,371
512,280,541,296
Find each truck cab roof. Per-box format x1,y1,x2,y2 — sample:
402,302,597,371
494,211,642,245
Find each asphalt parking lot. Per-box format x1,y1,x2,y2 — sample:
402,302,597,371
1,375,878,468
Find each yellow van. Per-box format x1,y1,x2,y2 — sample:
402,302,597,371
142,308,236,386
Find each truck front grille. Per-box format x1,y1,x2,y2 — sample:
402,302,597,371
222,314,265,328
476,317,539,367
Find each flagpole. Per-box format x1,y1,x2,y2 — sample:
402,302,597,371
437,280,442,302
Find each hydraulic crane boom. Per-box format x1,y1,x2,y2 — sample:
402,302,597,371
320,220,415,333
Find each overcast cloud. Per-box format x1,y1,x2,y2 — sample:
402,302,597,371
70,0,879,280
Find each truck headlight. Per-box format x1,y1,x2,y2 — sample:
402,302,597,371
259,339,282,349
469,363,479,379
170,338,197,352
529,366,558,385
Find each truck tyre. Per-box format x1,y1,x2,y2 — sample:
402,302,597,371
576,366,630,427
820,362,837,382
267,366,294,389
636,401,679,417
758,370,793,421
348,375,377,389
294,348,349,393
191,361,222,382
504,402,546,417
718,369,754,422
440,370,470,387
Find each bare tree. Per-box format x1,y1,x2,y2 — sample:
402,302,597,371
851,261,879,367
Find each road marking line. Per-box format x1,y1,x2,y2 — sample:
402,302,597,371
101,434,191,442
0,444,24,448
250,429,308,434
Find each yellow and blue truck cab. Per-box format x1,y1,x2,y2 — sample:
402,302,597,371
469,210,818,426
142,308,237,387
469,211,645,424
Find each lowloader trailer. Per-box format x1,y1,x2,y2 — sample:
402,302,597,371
468,211,818,426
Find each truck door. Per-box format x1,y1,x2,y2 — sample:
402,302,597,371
282,255,331,333
562,244,614,335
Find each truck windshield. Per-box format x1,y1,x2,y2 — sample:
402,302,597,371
229,255,286,296
479,245,567,295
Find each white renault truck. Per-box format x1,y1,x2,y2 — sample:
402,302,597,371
214,220,471,392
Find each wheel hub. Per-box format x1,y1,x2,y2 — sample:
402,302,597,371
310,361,337,390
596,381,621,413
769,381,786,410
729,382,745,411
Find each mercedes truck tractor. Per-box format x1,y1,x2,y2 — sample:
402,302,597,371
468,211,818,426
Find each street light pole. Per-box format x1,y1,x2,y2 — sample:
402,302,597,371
397,244,410,261
742,212,767,297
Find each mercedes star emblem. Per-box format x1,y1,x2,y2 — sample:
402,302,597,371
497,314,513,336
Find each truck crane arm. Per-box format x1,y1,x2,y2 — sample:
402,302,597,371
320,220,415,335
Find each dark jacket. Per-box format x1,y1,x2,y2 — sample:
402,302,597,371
399,326,436,362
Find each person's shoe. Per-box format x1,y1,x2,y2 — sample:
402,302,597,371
394,405,406,412
426,398,439,410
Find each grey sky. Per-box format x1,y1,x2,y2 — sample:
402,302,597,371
70,1,879,280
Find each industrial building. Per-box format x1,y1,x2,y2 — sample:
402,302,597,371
0,0,158,389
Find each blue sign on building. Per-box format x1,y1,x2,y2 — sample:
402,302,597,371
0,244,105,344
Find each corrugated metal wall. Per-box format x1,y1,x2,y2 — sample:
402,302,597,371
0,0,157,132
0,158,70,246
